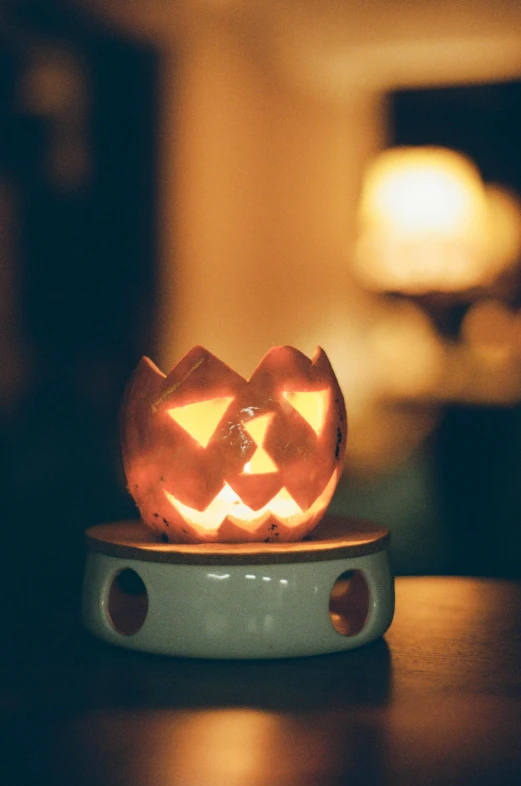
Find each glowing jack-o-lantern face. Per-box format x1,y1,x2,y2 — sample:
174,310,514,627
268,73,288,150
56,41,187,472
120,345,347,543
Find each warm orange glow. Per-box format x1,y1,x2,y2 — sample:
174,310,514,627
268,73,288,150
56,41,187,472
462,299,516,365
282,389,330,434
485,184,521,277
163,469,339,538
168,710,280,786
122,708,341,786
355,146,491,293
166,396,234,447
242,448,278,474
121,346,346,542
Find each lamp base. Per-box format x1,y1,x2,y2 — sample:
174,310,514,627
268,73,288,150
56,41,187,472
82,516,394,659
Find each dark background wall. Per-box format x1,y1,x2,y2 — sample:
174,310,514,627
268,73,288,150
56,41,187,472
391,83,521,579
1,2,159,621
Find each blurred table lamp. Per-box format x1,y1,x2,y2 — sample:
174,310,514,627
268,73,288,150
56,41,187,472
353,146,521,408
354,146,492,294
485,184,521,289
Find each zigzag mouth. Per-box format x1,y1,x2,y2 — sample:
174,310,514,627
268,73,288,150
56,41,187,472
163,469,339,537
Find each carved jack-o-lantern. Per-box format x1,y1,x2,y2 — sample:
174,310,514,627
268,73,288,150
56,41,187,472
120,345,347,543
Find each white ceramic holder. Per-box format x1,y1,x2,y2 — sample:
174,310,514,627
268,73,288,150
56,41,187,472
82,516,394,659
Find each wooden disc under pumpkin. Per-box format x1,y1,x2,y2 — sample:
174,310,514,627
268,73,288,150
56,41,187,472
85,516,389,566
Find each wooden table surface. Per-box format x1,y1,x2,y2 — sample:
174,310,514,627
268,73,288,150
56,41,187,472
2,577,521,785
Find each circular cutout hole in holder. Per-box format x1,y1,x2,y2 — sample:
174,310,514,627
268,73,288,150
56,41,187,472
108,568,148,636
329,570,369,636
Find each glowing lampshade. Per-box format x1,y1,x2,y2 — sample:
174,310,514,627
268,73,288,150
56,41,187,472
120,345,347,543
485,184,521,278
355,146,490,294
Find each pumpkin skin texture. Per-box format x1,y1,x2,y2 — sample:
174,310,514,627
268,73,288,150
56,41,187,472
120,345,347,543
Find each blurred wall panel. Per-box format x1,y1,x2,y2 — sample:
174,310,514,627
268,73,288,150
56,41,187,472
1,4,159,616
156,19,386,381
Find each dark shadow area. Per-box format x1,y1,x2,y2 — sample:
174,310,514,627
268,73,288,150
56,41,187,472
0,2,159,626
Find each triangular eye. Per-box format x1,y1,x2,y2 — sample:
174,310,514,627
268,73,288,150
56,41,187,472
166,397,234,447
282,390,330,435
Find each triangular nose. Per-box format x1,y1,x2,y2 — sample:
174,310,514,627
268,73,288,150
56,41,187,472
243,446,278,474
242,413,277,474
244,413,273,444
